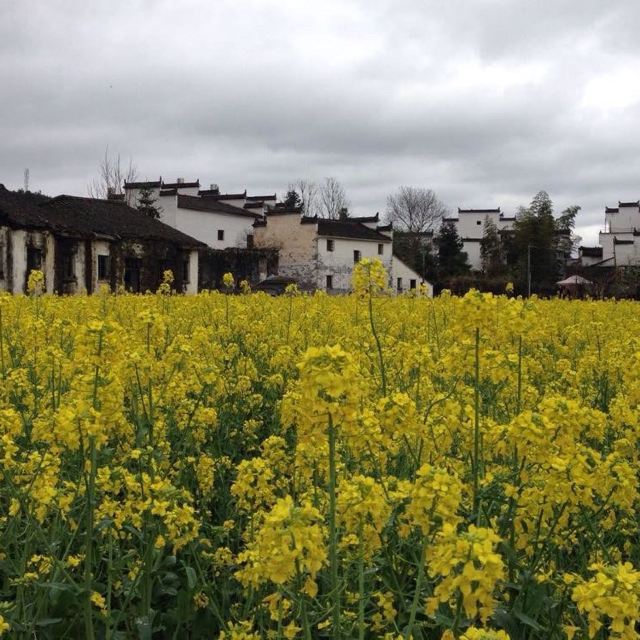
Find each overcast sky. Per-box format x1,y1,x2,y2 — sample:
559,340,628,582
2,1,640,244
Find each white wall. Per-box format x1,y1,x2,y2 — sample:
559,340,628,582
317,236,393,291
391,256,432,296
609,205,639,233
185,250,199,294
173,207,255,249
462,240,482,271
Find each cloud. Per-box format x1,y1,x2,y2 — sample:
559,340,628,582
2,0,640,244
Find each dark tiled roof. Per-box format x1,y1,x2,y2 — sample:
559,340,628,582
614,238,634,245
351,213,380,223
301,216,318,224
580,246,603,257
0,185,51,228
618,201,639,207
442,217,458,222
267,204,304,215
252,219,267,227
177,194,259,218
376,223,393,232
162,180,199,189
458,208,501,214
198,190,246,199
605,206,619,213
247,194,276,201
159,189,177,196
317,219,391,242
499,216,516,221
461,238,482,243
124,180,162,190
41,195,205,247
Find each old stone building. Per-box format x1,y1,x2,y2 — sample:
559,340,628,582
0,185,204,294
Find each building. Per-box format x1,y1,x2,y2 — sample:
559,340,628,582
253,209,430,294
123,179,274,250
0,185,204,294
444,208,515,271
594,201,640,266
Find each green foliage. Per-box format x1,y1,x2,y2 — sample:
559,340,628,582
283,189,302,209
436,221,470,278
137,185,163,219
480,216,505,277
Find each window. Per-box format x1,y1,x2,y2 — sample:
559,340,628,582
476,220,482,225
410,279,417,289
217,229,225,241
326,274,333,289
182,258,190,283
397,277,402,291
26,246,42,272
62,251,75,279
353,250,361,263
327,239,335,252
97,255,111,280
378,243,384,255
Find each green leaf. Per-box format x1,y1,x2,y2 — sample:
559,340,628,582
184,566,197,590
513,610,545,631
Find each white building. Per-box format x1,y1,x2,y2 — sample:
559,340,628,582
445,207,515,271
253,209,430,294
124,179,273,250
594,201,640,266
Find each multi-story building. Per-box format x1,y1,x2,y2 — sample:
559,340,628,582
253,209,430,294
123,179,275,250
444,207,515,270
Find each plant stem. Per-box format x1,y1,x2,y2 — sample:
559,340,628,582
368,291,387,396
327,414,340,638
405,535,429,639
473,327,481,518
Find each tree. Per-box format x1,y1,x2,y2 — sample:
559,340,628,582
283,189,302,209
319,177,350,219
386,186,448,233
88,147,137,201
480,216,504,276
509,191,580,293
287,179,320,216
136,183,162,219
437,221,470,278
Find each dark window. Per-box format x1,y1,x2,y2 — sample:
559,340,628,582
97,255,111,280
353,250,361,263
124,258,142,293
218,229,225,241
326,274,333,289
62,252,75,279
26,246,42,272
378,243,384,255
410,279,417,289
327,239,335,252
182,258,190,283
477,220,482,225
397,277,402,291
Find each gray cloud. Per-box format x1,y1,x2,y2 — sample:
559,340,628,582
2,0,640,244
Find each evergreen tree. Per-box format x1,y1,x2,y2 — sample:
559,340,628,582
480,216,504,276
437,221,470,278
283,189,302,209
136,184,162,219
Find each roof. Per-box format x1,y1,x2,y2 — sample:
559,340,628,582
177,194,260,218
317,219,391,242
159,189,177,196
500,215,516,221
124,180,162,190
246,194,276,201
580,246,603,257
377,223,393,232
557,275,592,286
267,204,304,215
40,195,205,247
605,206,619,213
619,201,639,207
198,190,246,200
162,180,199,189
614,238,635,245
0,185,52,228
350,213,380,223
458,208,501,214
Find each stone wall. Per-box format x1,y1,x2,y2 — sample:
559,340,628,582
198,247,278,290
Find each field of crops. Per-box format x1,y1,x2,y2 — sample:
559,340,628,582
1,264,640,639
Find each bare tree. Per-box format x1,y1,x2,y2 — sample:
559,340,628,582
386,186,448,232
88,147,137,201
319,177,350,219
287,179,321,216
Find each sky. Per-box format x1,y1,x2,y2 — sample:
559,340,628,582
2,1,640,245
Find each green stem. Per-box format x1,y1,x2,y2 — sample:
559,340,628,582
358,530,365,640
327,414,340,638
83,436,97,640
473,327,481,518
368,291,387,396
404,535,429,639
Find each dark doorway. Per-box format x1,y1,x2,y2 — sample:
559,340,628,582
124,258,142,292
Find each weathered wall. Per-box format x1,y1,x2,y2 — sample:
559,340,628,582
0,226,9,292
253,215,317,286
174,207,254,249
198,247,278,290
391,256,432,296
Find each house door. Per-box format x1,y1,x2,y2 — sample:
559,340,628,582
124,258,142,292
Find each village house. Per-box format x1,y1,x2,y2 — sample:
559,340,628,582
0,185,204,294
444,207,515,271
252,208,430,294
123,179,275,249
